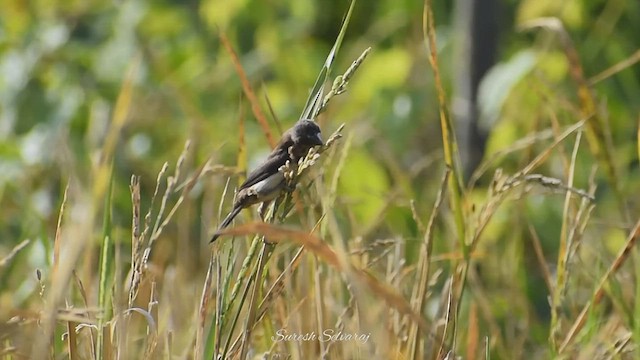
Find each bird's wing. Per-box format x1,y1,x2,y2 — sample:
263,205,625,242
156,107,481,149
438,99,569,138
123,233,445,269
239,151,288,190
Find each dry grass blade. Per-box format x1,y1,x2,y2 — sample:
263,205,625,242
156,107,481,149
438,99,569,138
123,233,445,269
124,307,158,334
468,128,552,188
140,162,168,242
56,312,100,324
423,0,465,255
127,143,193,314
550,128,583,348
53,183,69,276
147,141,198,254
195,259,215,360
224,203,284,359
144,282,159,359
126,162,168,311
314,254,327,357
527,224,553,293
519,17,623,215
221,223,429,332
520,119,587,176
466,302,479,360
410,200,427,235
263,86,284,134
501,174,594,201
72,270,96,359
129,175,142,308
588,48,640,86
0,239,30,268
32,181,72,357
219,31,276,148
424,0,467,353
408,168,449,359
67,318,78,360
559,217,640,353
470,120,586,189
256,245,306,322
150,141,190,242
322,284,356,358
253,211,325,328
434,279,455,359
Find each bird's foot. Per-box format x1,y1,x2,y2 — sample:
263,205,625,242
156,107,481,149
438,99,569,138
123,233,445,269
258,202,269,220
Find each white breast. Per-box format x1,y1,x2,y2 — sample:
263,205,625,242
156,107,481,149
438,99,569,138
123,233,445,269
248,172,285,198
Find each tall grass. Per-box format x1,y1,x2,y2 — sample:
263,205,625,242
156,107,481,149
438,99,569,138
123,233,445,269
1,1,640,359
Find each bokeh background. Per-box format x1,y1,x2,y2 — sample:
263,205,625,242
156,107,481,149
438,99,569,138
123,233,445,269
1,0,639,358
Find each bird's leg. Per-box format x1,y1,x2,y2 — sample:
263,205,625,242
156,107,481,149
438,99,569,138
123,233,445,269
258,201,271,220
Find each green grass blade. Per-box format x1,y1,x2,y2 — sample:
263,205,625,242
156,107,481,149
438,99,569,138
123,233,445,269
300,0,356,121
96,170,115,359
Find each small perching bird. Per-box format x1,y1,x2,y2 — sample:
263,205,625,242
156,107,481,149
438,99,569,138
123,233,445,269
210,119,324,242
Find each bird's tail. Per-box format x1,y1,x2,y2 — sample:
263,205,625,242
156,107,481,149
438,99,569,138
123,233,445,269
210,206,242,243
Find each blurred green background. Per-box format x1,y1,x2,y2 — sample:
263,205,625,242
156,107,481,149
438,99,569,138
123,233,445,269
1,0,640,357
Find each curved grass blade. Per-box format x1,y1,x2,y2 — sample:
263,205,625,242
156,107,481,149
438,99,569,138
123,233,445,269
299,0,356,121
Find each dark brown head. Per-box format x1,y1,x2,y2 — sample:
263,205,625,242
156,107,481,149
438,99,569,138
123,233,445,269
291,119,323,147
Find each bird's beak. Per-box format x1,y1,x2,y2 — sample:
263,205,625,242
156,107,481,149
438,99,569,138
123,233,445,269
313,133,324,146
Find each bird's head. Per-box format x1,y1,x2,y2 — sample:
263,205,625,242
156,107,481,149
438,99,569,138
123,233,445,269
291,119,323,147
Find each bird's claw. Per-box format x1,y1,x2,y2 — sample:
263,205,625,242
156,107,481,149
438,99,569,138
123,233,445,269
258,202,268,219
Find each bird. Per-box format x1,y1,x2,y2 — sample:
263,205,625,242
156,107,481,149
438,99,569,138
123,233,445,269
210,119,324,242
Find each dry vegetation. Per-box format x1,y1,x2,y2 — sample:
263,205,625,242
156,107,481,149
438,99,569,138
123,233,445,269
1,0,640,359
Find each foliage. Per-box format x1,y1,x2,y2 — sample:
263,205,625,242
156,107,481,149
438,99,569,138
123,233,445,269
1,0,639,358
